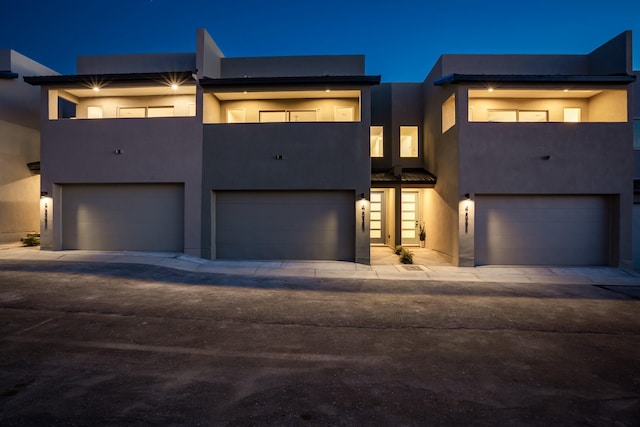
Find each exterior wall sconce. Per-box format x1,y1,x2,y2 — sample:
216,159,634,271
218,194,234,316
542,155,551,160
360,193,366,231
274,154,284,160
114,149,123,155
463,194,470,234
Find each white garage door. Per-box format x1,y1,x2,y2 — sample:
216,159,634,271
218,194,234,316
62,184,184,251
475,195,611,266
215,191,355,261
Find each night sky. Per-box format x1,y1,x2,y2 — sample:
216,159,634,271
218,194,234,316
2,0,639,81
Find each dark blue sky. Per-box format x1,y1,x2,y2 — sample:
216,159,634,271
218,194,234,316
2,0,639,81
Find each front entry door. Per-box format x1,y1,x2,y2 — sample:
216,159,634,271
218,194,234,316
401,190,420,245
370,190,385,244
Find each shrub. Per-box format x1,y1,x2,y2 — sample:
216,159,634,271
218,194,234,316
21,234,40,247
399,248,413,264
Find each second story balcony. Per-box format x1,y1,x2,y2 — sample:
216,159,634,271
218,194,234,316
467,88,627,123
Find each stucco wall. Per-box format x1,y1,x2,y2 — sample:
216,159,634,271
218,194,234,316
221,55,365,78
202,119,371,262
0,120,40,243
77,53,196,74
39,117,203,256
0,50,56,243
457,120,633,267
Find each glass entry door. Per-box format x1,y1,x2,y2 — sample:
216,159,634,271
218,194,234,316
370,191,385,244
401,190,420,245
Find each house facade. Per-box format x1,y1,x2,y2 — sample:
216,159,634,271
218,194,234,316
25,29,636,268
0,50,56,243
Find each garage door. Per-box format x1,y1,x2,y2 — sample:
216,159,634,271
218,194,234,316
475,195,611,266
215,191,355,261
62,184,184,251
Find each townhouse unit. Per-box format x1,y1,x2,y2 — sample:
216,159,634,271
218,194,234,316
26,29,377,264
0,50,56,243
25,29,636,268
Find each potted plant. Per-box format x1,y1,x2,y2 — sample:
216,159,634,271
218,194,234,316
419,223,426,248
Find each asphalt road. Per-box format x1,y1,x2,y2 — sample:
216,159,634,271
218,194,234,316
0,260,639,426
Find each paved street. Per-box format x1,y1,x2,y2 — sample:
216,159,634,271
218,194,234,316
1,258,639,425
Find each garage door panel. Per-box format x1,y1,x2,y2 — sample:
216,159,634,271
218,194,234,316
62,184,184,252
475,195,610,266
216,191,354,261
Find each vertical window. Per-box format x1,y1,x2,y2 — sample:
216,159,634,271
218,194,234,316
442,94,456,132
400,126,418,158
370,126,383,157
634,119,640,149
564,107,581,123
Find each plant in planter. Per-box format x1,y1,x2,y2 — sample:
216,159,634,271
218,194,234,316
419,223,426,248
399,247,414,264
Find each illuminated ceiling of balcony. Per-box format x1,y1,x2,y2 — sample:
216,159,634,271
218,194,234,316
64,85,197,98
469,89,605,99
212,90,360,101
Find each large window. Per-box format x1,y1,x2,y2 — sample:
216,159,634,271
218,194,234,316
468,89,627,123
634,119,640,150
370,126,383,157
400,126,418,158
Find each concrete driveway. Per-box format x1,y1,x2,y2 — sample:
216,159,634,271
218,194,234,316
0,258,639,425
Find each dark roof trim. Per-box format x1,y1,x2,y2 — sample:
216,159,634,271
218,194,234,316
26,161,40,173
23,71,195,86
0,71,19,79
371,168,437,186
434,73,637,86
199,75,381,89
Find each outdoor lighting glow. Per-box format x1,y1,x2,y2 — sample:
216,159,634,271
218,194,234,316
564,89,569,92
92,86,100,92
487,87,494,92
326,89,331,93
171,84,179,90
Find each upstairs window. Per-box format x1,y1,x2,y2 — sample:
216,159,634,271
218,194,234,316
634,119,640,150
370,126,383,157
400,126,418,158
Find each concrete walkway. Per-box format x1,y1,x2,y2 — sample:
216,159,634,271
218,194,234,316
1,244,639,286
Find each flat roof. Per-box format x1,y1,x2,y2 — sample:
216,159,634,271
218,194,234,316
0,71,19,79
199,75,381,89
434,73,637,86
23,71,195,86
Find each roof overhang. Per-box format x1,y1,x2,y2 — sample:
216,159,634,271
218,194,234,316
23,71,196,86
371,168,437,187
199,75,381,90
0,71,19,79
434,73,637,86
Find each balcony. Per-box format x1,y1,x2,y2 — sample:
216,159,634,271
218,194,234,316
48,85,197,120
467,89,627,123
203,90,361,124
